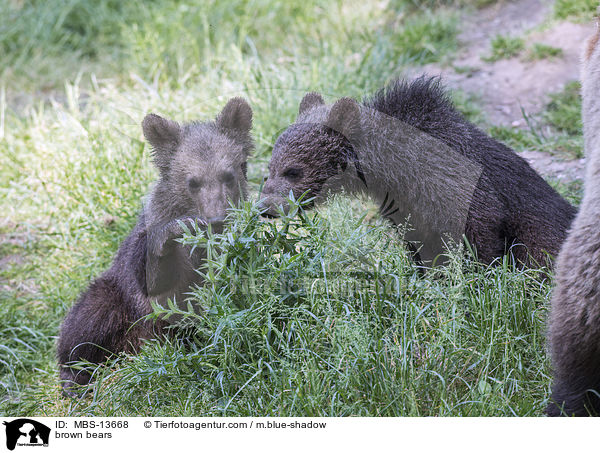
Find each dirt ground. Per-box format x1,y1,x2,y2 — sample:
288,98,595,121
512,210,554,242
421,0,594,181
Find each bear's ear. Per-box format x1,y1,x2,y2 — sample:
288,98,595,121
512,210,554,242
142,113,181,173
299,92,325,115
216,97,253,134
326,97,361,143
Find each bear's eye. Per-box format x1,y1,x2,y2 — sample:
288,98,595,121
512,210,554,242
283,168,303,180
221,171,235,185
188,177,202,191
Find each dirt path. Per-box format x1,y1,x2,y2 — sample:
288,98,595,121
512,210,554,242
420,0,594,181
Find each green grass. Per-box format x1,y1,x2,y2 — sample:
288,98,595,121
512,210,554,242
397,0,498,8
452,90,486,126
525,43,564,61
489,124,583,160
545,81,583,137
554,0,598,20
548,179,584,206
388,10,459,65
483,38,565,64
483,35,525,62
487,82,584,159
0,0,460,93
19,198,553,416
0,0,579,417
488,125,542,152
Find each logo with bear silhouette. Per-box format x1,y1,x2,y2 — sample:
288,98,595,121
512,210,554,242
3,419,50,451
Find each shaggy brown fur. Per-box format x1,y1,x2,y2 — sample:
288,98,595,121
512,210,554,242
547,18,600,416
261,77,576,267
56,98,253,395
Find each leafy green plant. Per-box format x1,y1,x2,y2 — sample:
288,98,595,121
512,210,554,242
44,197,553,416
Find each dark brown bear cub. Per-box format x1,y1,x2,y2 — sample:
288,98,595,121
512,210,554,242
261,77,576,267
57,98,253,395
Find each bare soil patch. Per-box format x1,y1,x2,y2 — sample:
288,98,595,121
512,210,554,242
419,0,594,180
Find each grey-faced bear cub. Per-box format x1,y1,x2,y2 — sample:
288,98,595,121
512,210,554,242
261,77,576,267
57,98,253,394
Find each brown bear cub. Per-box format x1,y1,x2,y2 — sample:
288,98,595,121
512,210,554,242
547,20,600,417
261,77,576,266
57,98,253,395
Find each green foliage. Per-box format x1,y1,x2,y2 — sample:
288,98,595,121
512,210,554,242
389,11,459,64
0,0,573,417
525,43,564,61
0,0,459,91
42,198,552,416
489,123,583,160
394,0,498,9
465,0,498,6
548,179,584,206
488,82,584,159
451,90,485,125
554,0,598,20
489,126,542,152
0,0,147,86
544,81,583,137
483,35,525,62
